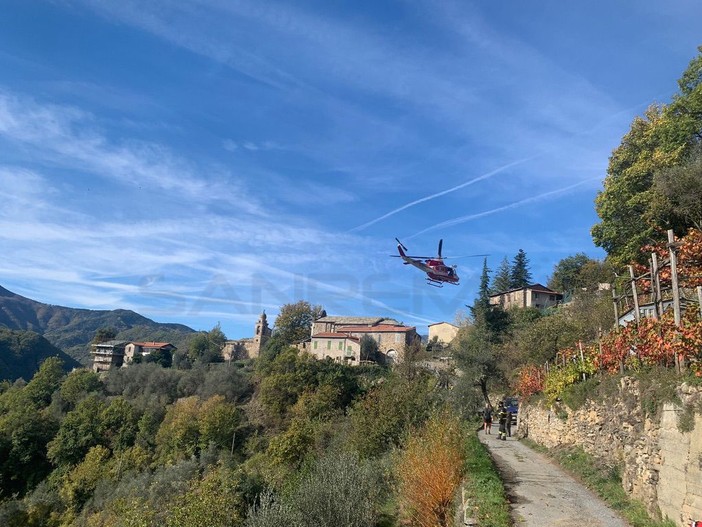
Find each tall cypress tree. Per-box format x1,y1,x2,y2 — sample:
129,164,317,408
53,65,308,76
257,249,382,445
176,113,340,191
491,257,511,293
509,249,532,288
470,258,491,319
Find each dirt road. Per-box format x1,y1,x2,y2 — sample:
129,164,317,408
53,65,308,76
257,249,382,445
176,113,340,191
478,433,629,526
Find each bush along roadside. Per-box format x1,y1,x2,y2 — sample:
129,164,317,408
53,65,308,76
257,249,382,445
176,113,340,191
460,431,511,527
522,440,676,527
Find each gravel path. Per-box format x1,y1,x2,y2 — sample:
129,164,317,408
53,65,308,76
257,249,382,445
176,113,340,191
478,432,630,526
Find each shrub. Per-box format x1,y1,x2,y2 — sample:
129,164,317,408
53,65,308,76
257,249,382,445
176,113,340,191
396,410,466,527
291,451,381,527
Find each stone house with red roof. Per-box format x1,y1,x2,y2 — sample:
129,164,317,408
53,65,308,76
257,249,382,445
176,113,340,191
123,341,177,365
307,315,419,364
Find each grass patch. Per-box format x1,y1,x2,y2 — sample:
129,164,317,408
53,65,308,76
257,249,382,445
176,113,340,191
637,367,681,418
522,440,675,527
462,433,511,527
558,368,694,419
561,376,601,411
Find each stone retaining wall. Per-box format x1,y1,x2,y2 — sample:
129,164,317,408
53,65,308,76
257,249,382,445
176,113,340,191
517,378,702,526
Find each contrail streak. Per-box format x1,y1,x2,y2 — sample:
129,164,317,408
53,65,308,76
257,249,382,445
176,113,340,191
407,177,600,239
348,157,533,232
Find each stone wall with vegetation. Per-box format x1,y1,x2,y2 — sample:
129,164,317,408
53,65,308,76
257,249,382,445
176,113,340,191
517,378,702,526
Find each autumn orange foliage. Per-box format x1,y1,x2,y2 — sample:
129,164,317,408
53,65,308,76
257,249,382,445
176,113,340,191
515,364,545,398
598,310,702,374
514,229,702,399
396,411,466,527
635,228,702,290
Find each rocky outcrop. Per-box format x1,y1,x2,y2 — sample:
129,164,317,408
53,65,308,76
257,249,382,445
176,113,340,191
517,378,702,526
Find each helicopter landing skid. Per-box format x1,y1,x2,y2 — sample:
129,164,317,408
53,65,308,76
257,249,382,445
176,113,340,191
426,279,444,288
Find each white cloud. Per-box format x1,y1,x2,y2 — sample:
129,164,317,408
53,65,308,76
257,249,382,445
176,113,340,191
0,90,264,215
409,177,601,239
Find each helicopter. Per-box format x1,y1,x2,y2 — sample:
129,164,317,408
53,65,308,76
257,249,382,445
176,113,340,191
393,238,461,287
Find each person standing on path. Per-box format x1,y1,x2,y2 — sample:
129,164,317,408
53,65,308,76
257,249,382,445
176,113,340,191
497,401,508,440
483,403,493,434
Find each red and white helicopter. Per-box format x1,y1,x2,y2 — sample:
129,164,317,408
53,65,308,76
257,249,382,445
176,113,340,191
393,238,462,287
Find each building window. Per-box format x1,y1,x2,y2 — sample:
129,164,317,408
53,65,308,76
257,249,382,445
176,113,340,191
395,333,402,343
313,341,317,349
533,292,539,298
327,340,331,349
338,341,343,350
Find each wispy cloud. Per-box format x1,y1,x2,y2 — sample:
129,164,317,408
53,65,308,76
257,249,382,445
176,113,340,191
408,177,601,239
349,157,533,232
0,90,263,215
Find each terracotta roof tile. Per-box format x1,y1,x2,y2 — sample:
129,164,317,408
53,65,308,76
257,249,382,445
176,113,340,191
336,325,415,333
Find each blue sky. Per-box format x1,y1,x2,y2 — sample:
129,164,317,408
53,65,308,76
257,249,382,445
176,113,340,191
1,1,700,339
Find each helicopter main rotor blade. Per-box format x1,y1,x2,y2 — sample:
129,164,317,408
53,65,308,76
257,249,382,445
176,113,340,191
438,239,443,258
443,254,490,259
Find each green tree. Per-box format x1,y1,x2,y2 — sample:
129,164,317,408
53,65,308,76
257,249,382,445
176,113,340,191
197,395,240,452
592,48,702,266
509,249,532,288
92,328,117,345
350,374,435,458
245,491,303,527
0,389,58,496
491,257,511,293
257,347,360,421
470,258,491,319
187,324,226,364
291,452,380,527
451,324,502,405
155,396,201,464
145,346,173,368
273,301,325,345
166,466,244,527
102,397,140,453
59,445,112,512
653,146,702,230
47,394,108,467
359,335,380,363
548,254,614,295
59,369,103,410
24,357,65,407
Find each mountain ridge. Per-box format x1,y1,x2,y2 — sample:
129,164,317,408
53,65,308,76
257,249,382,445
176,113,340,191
0,285,196,365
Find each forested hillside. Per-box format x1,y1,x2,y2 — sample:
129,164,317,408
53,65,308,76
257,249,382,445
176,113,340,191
0,326,507,527
0,286,195,365
0,329,80,381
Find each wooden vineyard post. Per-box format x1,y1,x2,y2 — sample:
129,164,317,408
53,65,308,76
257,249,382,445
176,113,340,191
628,265,640,324
649,256,658,320
612,284,619,328
668,230,682,374
652,253,664,318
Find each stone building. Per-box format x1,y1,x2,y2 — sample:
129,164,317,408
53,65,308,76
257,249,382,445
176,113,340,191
222,311,272,360
311,316,400,335
123,342,176,365
489,283,563,310
91,340,128,372
309,332,361,363
306,315,418,364
428,322,459,346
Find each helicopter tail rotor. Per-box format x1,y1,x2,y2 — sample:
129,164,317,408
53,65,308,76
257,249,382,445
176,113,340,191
395,238,409,252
